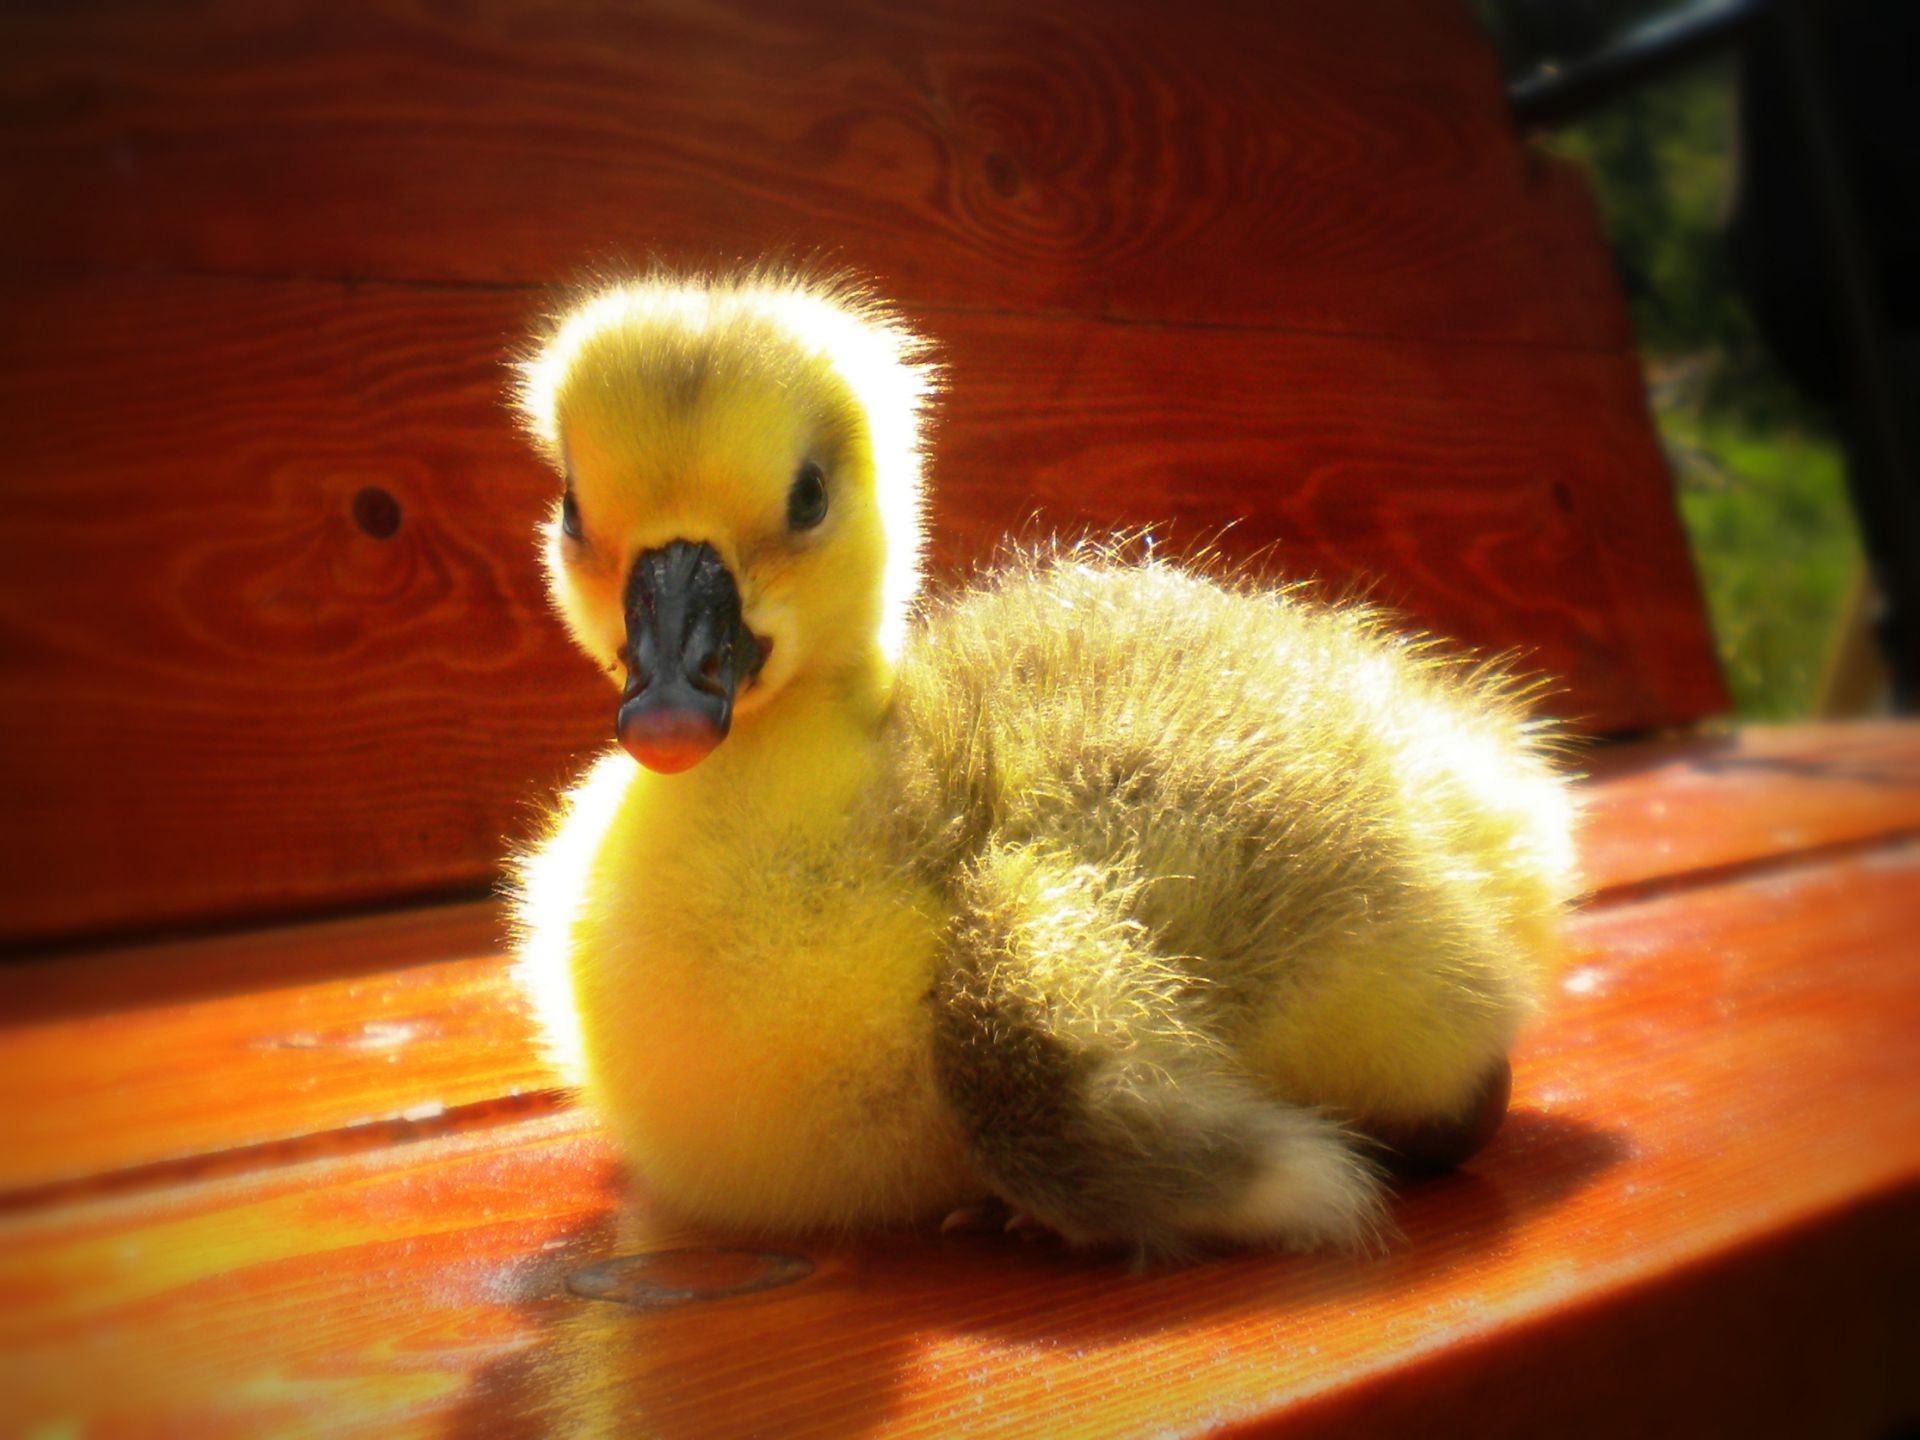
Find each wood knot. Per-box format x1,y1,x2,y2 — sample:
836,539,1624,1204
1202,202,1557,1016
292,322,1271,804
982,150,1022,198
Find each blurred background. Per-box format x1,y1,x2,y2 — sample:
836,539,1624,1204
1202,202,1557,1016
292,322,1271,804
1476,0,1916,719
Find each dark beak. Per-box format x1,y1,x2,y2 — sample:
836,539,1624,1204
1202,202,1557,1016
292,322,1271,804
616,540,762,773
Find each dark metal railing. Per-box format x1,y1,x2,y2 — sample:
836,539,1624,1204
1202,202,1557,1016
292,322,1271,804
1505,0,1918,709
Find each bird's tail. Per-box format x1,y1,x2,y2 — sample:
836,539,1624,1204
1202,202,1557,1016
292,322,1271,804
935,843,1385,1258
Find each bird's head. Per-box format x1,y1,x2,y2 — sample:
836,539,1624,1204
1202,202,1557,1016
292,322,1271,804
514,270,936,773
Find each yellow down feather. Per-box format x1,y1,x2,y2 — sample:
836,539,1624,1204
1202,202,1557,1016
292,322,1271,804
508,266,1577,1255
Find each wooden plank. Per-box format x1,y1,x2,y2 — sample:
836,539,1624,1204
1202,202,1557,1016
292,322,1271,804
6,723,1912,1197
0,1111,622,1440
0,901,540,1196
929,309,1724,728
0,0,1629,349
0,919,559,1202
0,275,602,947
2,843,1915,1438
0,274,1721,946
0,900,505,1027
1577,721,1920,895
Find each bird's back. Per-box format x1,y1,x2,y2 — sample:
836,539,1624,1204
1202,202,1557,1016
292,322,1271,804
887,549,1577,1121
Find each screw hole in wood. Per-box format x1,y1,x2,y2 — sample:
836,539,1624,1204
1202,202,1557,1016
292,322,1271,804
352,485,402,539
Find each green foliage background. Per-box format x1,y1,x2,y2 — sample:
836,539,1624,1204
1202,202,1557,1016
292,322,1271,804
1473,2,1863,719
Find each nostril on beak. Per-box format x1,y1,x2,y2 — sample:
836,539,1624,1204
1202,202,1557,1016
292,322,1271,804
691,646,727,697
622,647,657,701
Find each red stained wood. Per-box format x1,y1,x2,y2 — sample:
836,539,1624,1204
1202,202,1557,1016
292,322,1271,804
0,900,505,1027
0,932,557,1202
0,275,600,947
0,0,1628,349
0,900,539,1196
0,275,1721,947
927,311,1723,729
2,841,1915,1438
1576,721,1920,895
2,4,1896,1427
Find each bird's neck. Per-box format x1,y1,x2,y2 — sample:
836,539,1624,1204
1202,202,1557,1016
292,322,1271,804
677,644,894,818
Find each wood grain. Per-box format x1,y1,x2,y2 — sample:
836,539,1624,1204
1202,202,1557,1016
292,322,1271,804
6,7,1897,1428
0,275,603,946
2,840,1914,1438
928,310,1724,727
0,899,506,1028
5,723,1914,1210
0,274,1721,946
0,924,556,1201
1576,721,1920,895
0,0,1629,349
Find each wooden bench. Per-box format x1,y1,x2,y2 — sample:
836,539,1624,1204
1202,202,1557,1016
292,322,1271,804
2,2,1915,1434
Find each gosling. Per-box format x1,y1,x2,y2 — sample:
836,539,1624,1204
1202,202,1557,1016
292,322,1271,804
509,267,1577,1257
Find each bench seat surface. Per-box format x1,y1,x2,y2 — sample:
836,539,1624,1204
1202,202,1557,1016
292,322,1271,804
2,721,1916,1438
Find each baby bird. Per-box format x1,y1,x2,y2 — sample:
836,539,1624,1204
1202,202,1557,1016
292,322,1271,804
510,268,1577,1257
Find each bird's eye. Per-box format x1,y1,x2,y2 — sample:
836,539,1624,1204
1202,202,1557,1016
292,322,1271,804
787,461,828,532
561,489,582,541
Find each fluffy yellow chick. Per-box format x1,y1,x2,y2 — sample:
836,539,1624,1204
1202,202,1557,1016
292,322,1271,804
510,267,1577,1256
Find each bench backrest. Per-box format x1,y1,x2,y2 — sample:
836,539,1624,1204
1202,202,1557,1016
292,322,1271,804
0,0,1725,948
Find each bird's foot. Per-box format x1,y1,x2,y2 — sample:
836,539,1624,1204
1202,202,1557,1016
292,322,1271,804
938,1201,1001,1235
938,1199,1057,1243
1365,1056,1514,1177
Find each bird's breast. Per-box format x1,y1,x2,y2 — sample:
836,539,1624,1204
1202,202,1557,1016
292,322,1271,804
566,774,977,1229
